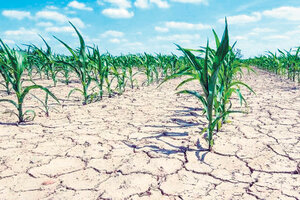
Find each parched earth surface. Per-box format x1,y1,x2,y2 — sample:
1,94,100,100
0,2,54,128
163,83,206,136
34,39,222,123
0,68,299,200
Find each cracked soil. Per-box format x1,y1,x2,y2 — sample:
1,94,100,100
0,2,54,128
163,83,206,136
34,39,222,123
0,68,299,200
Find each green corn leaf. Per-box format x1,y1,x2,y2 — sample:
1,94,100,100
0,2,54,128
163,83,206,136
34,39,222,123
39,35,51,55
177,90,208,109
0,39,15,65
175,77,196,90
212,29,220,48
53,36,79,61
20,85,60,105
202,40,210,97
23,109,36,121
68,21,86,55
0,99,18,109
228,81,256,94
175,44,202,72
68,88,84,98
235,88,246,106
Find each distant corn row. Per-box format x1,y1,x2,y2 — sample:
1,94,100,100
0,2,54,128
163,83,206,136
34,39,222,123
0,22,185,122
244,48,300,83
0,20,254,151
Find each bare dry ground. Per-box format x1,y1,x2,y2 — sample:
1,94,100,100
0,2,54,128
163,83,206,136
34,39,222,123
0,68,299,200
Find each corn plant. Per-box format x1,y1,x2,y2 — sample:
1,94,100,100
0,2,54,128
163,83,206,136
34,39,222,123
31,93,52,117
121,55,139,89
31,36,59,86
102,55,114,98
245,47,300,83
54,22,94,105
162,20,241,151
213,32,255,128
56,55,72,85
0,39,59,123
278,48,300,82
169,54,179,75
89,47,110,99
110,55,127,95
139,53,157,86
25,46,45,80
0,51,11,94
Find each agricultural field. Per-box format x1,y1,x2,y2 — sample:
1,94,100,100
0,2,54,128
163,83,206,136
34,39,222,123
0,1,300,200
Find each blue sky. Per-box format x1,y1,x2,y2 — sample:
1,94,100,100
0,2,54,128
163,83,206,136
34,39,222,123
0,0,300,58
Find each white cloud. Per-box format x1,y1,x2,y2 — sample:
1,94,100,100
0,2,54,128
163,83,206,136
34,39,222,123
109,38,121,43
170,0,208,4
69,17,85,28
155,21,210,32
103,0,131,8
4,28,38,36
262,35,289,40
248,27,276,36
109,38,128,43
2,39,15,45
220,12,261,24
232,35,248,40
134,0,149,8
155,26,169,32
35,11,85,28
2,28,52,46
150,0,169,8
36,22,54,27
100,0,134,18
155,34,200,44
68,1,93,11
126,42,143,46
97,0,105,5
263,6,300,21
102,8,134,18
35,11,67,23
134,0,169,9
101,30,124,37
236,1,261,12
165,21,210,30
2,10,31,20
252,28,276,33
286,29,300,36
45,5,59,10
45,26,74,33
64,10,77,14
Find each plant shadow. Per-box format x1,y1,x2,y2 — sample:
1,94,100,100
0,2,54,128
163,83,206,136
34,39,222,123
129,105,210,161
0,121,34,126
124,132,210,162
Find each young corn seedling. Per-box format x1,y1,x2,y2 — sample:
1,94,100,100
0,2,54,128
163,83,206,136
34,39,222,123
31,93,53,117
25,46,45,80
0,39,59,123
102,55,114,98
0,52,11,95
89,46,105,99
156,53,168,77
54,22,93,105
161,20,232,151
169,54,179,75
31,36,59,86
55,54,73,85
246,47,300,83
139,53,156,86
121,55,139,89
212,31,255,128
110,56,127,95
